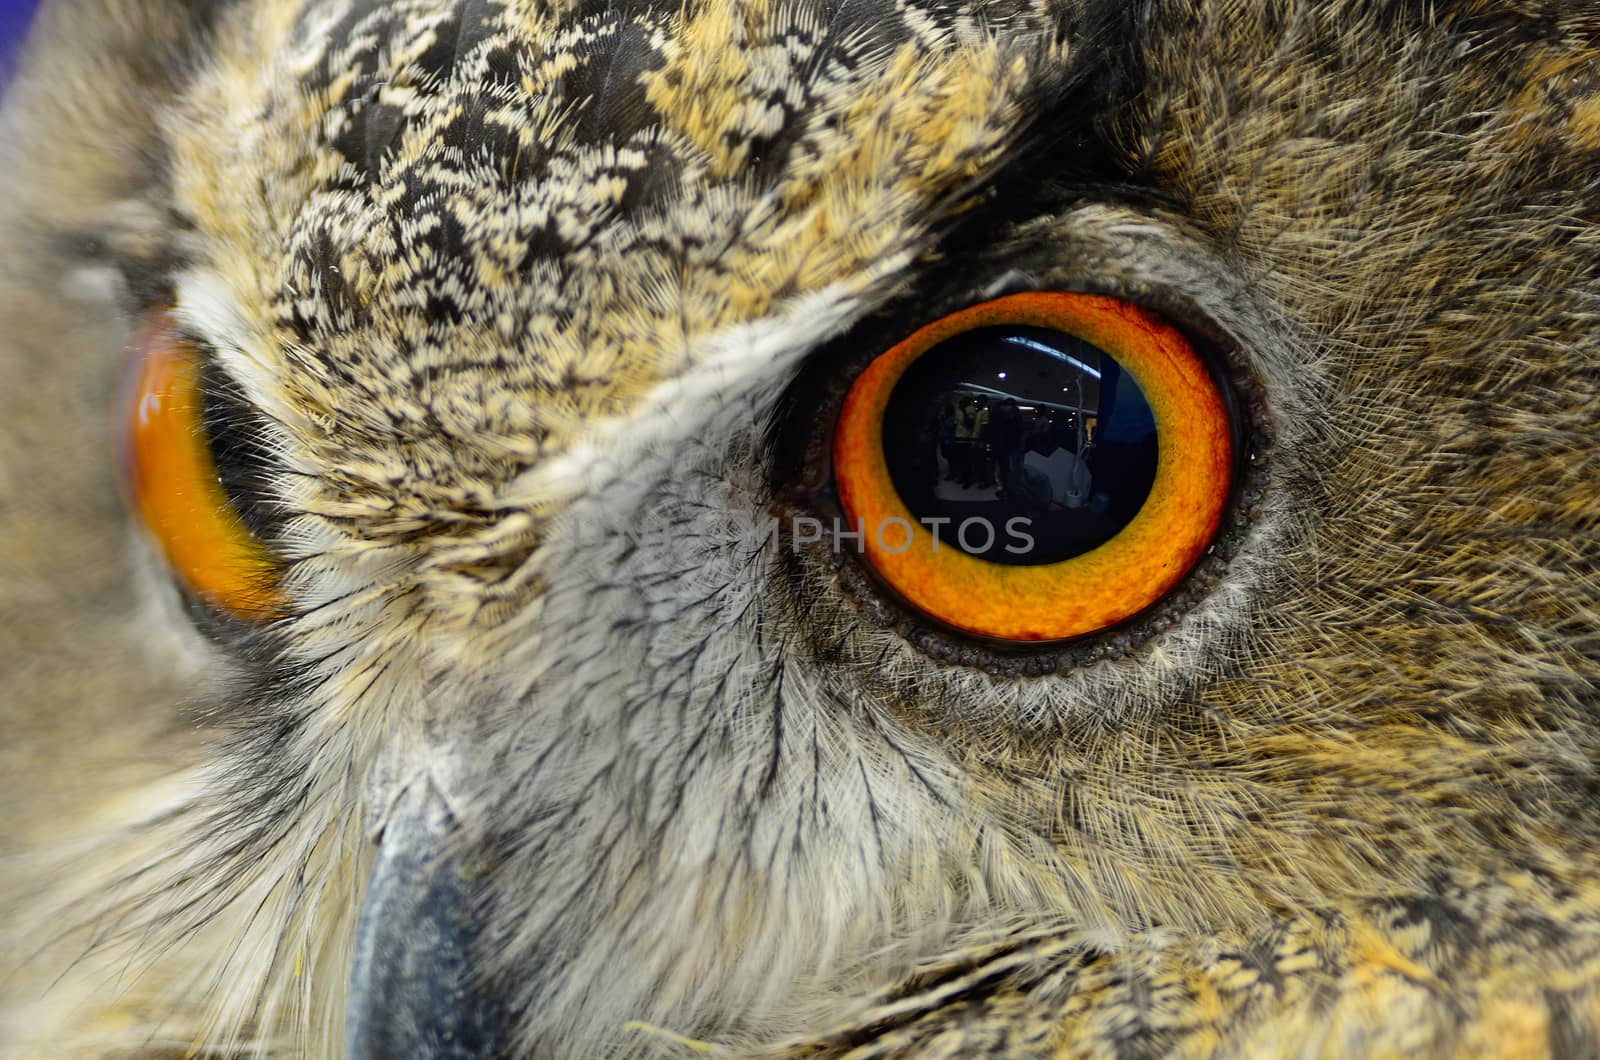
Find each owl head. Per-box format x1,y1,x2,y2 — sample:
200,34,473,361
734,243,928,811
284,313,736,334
2,0,1598,1056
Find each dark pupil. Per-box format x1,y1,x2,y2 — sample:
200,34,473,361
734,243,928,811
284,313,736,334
880,326,1158,566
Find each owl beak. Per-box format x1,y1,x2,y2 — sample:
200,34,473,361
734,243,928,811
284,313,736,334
346,781,501,1059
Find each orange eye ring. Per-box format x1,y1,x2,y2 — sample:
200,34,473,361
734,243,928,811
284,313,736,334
832,292,1232,642
119,312,286,622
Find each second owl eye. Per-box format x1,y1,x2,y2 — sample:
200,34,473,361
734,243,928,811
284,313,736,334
832,292,1233,642
119,310,286,624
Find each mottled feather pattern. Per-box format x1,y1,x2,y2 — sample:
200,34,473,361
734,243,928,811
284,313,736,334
1,0,1598,1057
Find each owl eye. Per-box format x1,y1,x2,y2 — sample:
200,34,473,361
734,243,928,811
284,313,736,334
832,292,1232,642
119,311,286,622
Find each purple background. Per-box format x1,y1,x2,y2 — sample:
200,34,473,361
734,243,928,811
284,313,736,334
0,0,39,84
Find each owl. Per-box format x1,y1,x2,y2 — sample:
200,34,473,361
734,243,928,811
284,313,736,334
2,0,1598,1056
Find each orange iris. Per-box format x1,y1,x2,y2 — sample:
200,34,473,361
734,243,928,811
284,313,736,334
120,312,285,621
833,292,1232,642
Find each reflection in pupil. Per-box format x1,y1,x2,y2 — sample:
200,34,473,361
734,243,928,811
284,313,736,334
880,326,1159,566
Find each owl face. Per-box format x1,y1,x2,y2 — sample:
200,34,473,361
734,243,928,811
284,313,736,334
3,0,1599,1056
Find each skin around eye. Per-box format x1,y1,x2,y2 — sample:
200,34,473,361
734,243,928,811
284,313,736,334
832,291,1232,642
119,312,285,622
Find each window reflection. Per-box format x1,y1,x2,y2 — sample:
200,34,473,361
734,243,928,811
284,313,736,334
881,326,1159,566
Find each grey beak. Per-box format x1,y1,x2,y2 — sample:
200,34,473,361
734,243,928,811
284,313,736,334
347,781,501,1059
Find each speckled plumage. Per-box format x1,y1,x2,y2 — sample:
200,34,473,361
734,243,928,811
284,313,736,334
1,0,1598,1057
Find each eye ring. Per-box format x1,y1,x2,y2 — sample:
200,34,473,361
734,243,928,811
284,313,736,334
118,311,287,623
831,291,1233,643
